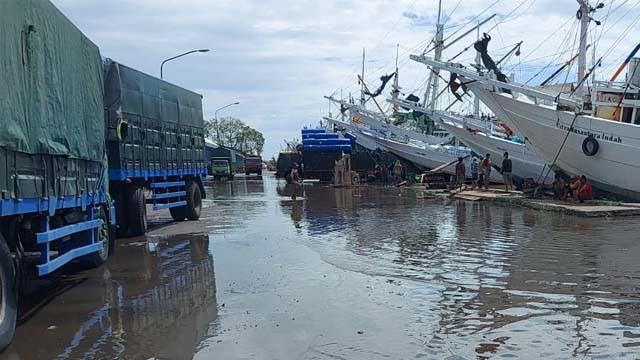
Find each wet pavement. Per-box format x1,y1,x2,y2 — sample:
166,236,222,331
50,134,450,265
3,174,640,359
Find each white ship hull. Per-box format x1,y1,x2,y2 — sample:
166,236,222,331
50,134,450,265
469,83,640,199
374,137,503,183
353,110,451,145
434,112,555,184
324,118,379,150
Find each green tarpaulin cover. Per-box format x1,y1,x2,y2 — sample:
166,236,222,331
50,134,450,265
104,60,204,128
0,0,105,161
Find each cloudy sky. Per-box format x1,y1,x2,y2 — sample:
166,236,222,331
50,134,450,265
52,0,640,159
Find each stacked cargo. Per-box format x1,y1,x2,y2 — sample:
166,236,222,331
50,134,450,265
301,129,352,153
300,129,352,181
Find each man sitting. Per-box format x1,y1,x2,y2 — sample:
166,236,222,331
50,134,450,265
576,175,593,203
552,175,567,200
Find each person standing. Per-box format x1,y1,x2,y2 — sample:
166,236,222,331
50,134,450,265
482,154,492,190
477,156,485,189
455,157,466,191
290,165,301,200
393,160,403,185
470,157,479,188
380,164,388,186
501,152,513,191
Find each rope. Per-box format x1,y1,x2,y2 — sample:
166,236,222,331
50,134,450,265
537,112,580,185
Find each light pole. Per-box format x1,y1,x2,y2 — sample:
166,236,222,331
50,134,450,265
213,102,240,143
160,49,210,79
214,102,240,121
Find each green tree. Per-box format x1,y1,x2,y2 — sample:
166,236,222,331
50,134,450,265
204,116,264,155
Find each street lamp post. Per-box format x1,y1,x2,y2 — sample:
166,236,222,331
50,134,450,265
214,102,241,121
213,102,240,143
160,49,210,79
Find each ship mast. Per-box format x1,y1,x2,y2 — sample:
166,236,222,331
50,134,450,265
474,22,481,117
392,44,400,113
360,47,366,106
577,0,590,97
423,0,444,109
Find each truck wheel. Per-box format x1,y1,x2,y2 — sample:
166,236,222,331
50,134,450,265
169,206,186,221
245,171,250,176
257,169,262,176
82,207,111,268
185,181,202,220
0,234,17,351
114,189,128,237
127,186,147,237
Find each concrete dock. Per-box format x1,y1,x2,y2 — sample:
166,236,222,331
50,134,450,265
449,188,640,217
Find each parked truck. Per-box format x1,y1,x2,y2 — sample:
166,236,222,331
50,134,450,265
104,60,207,237
0,0,207,348
0,0,115,348
245,156,263,176
211,158,235,180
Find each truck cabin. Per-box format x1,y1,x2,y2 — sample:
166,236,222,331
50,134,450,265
244,156,263,176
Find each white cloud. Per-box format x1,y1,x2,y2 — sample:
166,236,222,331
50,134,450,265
52,0,640,156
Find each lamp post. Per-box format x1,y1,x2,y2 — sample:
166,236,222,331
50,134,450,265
160,49,210,79
215,102,240,121
213,102,240,143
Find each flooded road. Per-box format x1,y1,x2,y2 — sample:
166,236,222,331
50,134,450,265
3,174,640,359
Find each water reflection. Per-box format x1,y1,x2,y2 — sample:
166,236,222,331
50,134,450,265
284,184,640,358
6,234,217,360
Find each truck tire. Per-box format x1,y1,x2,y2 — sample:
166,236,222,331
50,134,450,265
0,234,17,351
81,207,111,268
245,171,250,176
127,186,147,237
169,206,186,221
257,169,262,176
185,181,202,220
114,189,128,237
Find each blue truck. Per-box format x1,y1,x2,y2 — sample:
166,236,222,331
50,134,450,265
0,0,206,348
104,60,207,237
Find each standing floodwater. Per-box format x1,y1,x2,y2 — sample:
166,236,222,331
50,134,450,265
3,175,640,359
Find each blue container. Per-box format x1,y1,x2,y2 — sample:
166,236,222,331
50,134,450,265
301,129,326,134
302,139,351,146
339,145,352,152
302,133,339,139
303,145,344,152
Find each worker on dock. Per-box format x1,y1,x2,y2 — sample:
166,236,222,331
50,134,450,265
482,154,492,190
576,175,593,203
393,160,403,185
552,175,568,200
380,164,388,186
290,165,301,200
570,175,582,199
455,157,466,191
477,156,485,189
501,152,513,192
470,157,479,188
